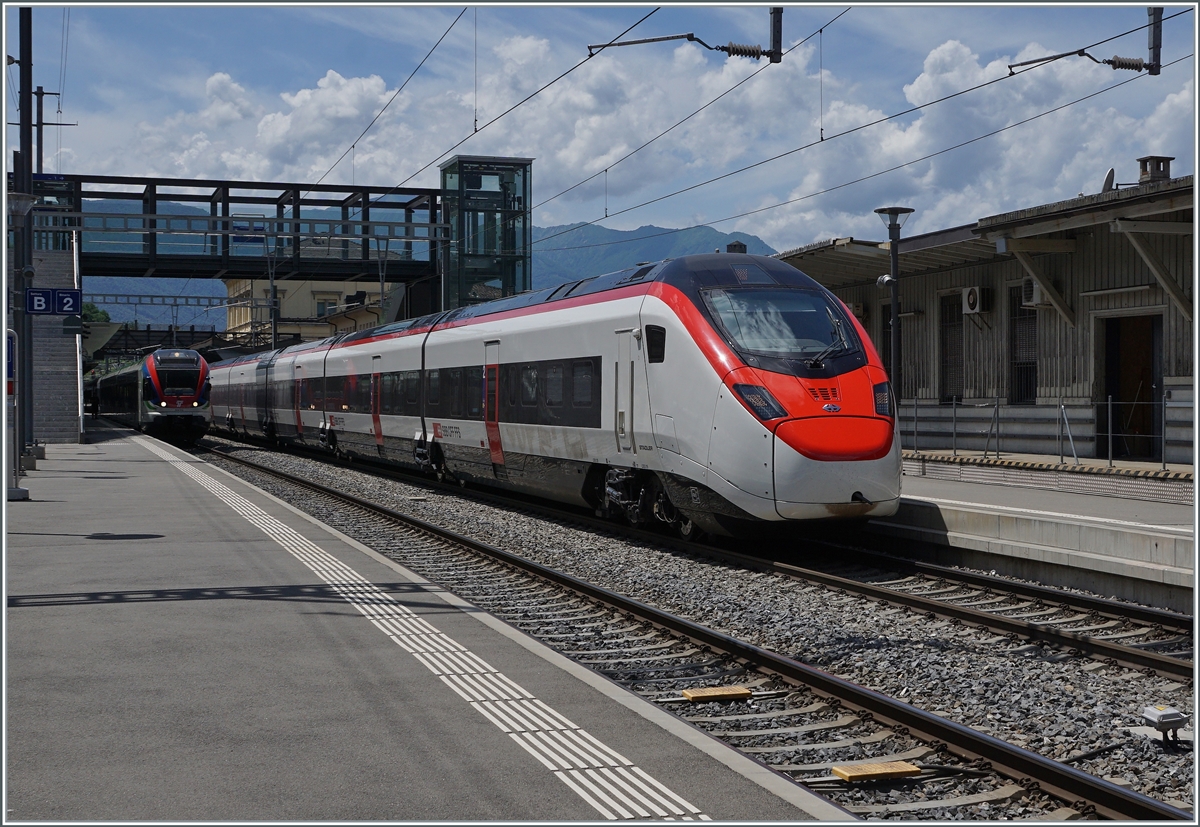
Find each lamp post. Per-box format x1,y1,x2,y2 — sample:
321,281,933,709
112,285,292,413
874,206,914,402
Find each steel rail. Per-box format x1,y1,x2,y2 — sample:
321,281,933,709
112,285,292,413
813,540,1193,631
703,545,1195,681
202,446,1190,821
202,438,1194,679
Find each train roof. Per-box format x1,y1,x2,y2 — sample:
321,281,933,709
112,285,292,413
233,253,823,359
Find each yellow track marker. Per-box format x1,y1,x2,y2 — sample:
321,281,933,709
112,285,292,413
681,686,754,702
832,761,923,782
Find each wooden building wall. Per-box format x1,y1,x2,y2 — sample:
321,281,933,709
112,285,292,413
826,208,1193,461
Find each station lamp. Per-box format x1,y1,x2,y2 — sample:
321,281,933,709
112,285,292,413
874,206,914,404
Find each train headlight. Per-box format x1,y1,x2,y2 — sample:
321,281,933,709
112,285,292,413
873,382,893,417
161,401,168,408
732,384,787,421
193,401,199,407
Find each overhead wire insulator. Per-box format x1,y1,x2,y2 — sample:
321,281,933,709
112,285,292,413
724,42,763,59
1107,55,1145,71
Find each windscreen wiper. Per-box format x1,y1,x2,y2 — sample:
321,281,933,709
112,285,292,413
804,308,848,368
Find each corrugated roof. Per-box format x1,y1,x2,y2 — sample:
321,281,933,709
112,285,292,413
777,176,1193,289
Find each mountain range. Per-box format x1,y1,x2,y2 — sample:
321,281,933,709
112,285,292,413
531,223,775,289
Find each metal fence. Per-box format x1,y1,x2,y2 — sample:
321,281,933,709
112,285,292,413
899,397,1175,470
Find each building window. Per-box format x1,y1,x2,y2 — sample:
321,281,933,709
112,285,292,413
1008,286,1037,405
315,295,340,317
939,293,963,403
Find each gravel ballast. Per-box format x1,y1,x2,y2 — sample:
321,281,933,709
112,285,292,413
204,441,1196,811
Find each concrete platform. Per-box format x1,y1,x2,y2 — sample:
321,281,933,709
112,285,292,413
902,449,1193,505
866,458,1195,612
5,431,845,821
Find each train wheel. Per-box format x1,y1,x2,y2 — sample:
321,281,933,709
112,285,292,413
677,516,702,541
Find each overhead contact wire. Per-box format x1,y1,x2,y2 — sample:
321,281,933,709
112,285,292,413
531,7,850,213
305,7,468,197
537,54,1192,254
533,7,1194,248
348,6,661,221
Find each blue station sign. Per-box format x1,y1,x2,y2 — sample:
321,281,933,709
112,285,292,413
25,288,82,316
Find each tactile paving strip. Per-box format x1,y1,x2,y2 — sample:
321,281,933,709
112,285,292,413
137,438,709,821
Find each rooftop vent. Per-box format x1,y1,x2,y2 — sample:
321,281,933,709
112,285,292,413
1137,155,1174,184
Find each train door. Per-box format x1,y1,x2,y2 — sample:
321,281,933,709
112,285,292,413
484,340,505,472
237,370,247,434
371,355,384,453
293,363,304,438
615,329,635,453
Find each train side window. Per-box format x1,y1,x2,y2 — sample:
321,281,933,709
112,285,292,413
426,370,440,407
545,364,563,407
449,368,463,417
572,361,593,406
381,373,397,414
465,367,483,419
646,325,666,363
400,371,418,415
521,366,537,406
505,367,518,408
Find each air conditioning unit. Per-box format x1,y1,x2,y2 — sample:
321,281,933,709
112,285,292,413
1021,277,1049,307
962,286,992,314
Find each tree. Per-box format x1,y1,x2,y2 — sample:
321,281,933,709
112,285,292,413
82,302,110,322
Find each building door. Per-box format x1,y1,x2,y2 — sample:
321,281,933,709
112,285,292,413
1099,315,1162,460
939,293,963,403
1008,286,1037,405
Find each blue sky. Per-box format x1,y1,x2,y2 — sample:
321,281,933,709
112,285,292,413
4,3,1196,256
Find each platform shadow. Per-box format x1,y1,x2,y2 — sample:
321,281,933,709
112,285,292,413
7,581,468,613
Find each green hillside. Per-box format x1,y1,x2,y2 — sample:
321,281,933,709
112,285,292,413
532,223,775,289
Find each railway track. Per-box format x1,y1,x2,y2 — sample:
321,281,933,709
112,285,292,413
201,436,1193,682
198,442,1191,820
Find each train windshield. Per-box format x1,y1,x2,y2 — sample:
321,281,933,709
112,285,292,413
702,287,861,359
159,369,201,396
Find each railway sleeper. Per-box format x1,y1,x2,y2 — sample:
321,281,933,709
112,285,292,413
686,701,829,722
842,782,1026,815
707,713,862,738
576,648,701,666
741,730,893,754
773,745,935,773
621,665,747,685
598,656,727,677
567,639,681,656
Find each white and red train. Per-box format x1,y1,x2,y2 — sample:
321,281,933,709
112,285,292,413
209,253,900,536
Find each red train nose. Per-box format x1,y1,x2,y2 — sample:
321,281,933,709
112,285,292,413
775,416,893,462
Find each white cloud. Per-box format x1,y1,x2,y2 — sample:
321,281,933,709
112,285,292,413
39,7,1195,254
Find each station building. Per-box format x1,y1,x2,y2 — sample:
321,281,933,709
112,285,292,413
777,156,1193,465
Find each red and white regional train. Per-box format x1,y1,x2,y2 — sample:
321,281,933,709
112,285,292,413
209,253,900,536
95,348,212,444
